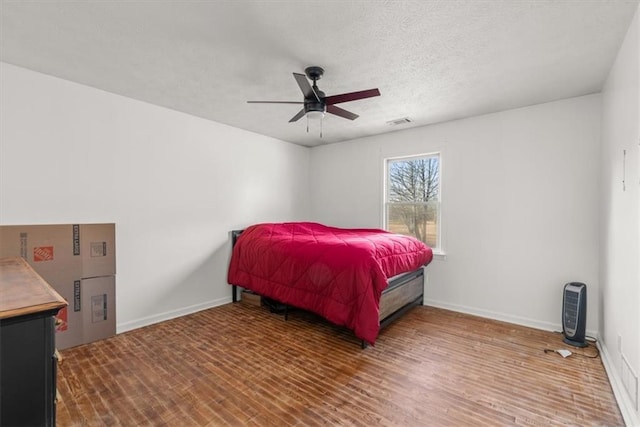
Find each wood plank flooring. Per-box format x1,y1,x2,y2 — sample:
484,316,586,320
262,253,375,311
56,304,623,426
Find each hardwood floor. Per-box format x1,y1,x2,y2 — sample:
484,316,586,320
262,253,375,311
56,304,622,426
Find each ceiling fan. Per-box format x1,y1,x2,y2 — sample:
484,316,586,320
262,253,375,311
247,66,380,135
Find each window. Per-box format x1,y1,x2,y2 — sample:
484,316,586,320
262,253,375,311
384,153,441,251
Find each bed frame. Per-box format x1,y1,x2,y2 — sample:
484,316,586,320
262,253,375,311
229,229,424,346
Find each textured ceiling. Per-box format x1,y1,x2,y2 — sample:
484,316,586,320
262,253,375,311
1,1,638,147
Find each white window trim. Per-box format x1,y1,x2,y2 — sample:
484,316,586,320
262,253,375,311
382,152,445,256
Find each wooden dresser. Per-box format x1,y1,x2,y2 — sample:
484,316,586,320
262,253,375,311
0,257,67,427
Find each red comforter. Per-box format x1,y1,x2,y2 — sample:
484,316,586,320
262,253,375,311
227,222,433,344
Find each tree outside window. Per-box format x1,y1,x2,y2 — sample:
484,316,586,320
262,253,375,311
385,154,440,249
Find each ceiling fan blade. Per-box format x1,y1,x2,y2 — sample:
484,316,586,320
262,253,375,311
247,101,303,104
289,109,306,123
325,88,381,105
327,105,359,120
293,73,321,102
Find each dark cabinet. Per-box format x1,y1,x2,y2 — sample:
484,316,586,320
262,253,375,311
0,257,67,427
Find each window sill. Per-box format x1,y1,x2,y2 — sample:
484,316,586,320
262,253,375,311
431,251,447,261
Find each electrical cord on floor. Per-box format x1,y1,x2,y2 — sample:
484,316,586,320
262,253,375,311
543,333,600,359
434,327,600,359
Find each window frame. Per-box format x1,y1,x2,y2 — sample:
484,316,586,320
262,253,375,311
383,152,443,254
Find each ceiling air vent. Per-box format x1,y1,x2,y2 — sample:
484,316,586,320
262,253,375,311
386,117,412,126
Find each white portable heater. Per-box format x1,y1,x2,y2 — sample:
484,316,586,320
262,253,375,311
562,282,587,348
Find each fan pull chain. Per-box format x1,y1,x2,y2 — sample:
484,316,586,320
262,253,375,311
305,114,323,138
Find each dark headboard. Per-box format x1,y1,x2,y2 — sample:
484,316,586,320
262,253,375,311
230,229,244,302
231,229,244,247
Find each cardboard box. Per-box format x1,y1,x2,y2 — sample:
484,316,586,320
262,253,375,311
51,273,85,349
0,224,116,349
78,224,116,278
81,276,116,344
0,224,115,278
52,274,117,349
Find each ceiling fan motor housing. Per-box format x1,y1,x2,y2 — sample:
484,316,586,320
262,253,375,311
304,88,326,115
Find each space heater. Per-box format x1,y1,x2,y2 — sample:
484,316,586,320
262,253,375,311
562,282,587,347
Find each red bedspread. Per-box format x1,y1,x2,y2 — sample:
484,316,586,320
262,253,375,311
227,222,433,344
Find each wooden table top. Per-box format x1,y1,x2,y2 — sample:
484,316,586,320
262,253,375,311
0,257,67,320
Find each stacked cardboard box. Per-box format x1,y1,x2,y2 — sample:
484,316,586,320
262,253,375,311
0,224,116,349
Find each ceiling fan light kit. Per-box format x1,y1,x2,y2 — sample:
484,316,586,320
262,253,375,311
247,66,380,137
306,110,325,120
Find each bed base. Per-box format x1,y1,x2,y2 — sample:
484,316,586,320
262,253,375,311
229,229,425,346
362,269,424,348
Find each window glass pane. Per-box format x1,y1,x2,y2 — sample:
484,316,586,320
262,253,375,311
385,155,440,249
387,201,439,248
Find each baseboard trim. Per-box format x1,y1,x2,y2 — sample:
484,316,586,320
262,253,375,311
117,295,638,424
425,298,638,425
424,298,597,338
117,296,231,333
599,340,640,427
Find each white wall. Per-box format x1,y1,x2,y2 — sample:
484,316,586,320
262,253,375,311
310,95,602,333
0,62,310,331
600,4,640,424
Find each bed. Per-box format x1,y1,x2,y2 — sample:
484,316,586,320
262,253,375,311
227,222,433,346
